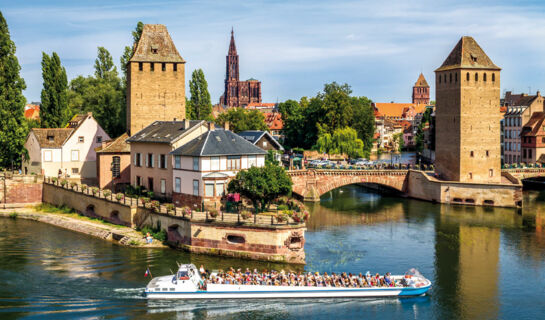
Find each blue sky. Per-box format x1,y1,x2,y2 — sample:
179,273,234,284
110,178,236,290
4,0,545,104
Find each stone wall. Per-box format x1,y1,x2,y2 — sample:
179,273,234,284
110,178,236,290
0,174,43,207
407,170,522,208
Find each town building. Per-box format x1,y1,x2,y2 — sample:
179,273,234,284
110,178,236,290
502,92,544,164
412,73,430,105
221,29,262,107
24,104,40,121
126,120,209,200
170,129,267,207
434,36,501,183
238,130,284,161
521,112,545,163
246,102,276,113
263,112,284,140
23,113,110,183
95,133,131,190
126,24,186,136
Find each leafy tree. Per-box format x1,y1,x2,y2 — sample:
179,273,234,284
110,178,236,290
228,163,292,212
278,99,306,149
313,127,364,158
40,52,70,128
265,150,280,166
216,108,268,133
120,21,143,84
0,11,27,168
415,108,433,152
94,47,117,81
351,96,375,154
393,132,404,152
188,69,212,120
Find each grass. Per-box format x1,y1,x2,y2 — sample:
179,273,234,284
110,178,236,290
34,203,124,229
137,225,167,243
128,240,140,246
9,212,18,219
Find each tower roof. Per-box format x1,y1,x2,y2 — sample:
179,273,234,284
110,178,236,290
228,28,237,55
414,73,429,87
130,24,184,63
435,36,500,72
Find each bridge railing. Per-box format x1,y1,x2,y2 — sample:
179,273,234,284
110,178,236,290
304,163,433,171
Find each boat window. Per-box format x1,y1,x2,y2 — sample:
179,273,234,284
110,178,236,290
170,288,175,291
162,288,167,291
178,270,189,279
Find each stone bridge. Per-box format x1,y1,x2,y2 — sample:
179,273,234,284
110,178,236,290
288,169,409,201
502,168,545,180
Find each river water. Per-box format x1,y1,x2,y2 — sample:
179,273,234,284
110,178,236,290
1,186,545,319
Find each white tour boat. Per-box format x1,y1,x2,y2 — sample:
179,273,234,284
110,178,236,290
144,264,432,299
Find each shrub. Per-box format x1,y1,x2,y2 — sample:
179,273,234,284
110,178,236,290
116,193,124,201
103,190,111,198
277,204,289,211
52,177,58,183
147,191,154,199
91,187,98,196
182,206,192,217
292,210,310,223
240,210,253,220
139,225,167,243
81,184,87,192
209,209,219,218
165,203,175,213
9,212,18,219
150,200,160,212
60,179,68,187
140,197,150,206
70,182,77,190
275,212,288,223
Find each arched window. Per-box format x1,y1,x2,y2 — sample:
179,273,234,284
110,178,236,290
484,73,487,82
439,75,441,84
475,72,478,81
112,156,121,178
466,72,470,81
492,73,495,82
444,74,447,83
455,73,458,82
449,73,452,83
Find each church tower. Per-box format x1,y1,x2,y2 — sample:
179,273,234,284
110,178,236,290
224,29,239,107
434,36,501,183
126,24,186,136
412,73,430,105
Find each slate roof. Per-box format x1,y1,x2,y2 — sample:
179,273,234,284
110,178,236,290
414,73,429,87
130,24,185,63
96,133,130,154
238,130,284,150
31,128,74,148
126,120,205,144
171,130,267,157
436,36,500,72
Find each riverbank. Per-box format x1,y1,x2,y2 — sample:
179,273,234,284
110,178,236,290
0,208,166,248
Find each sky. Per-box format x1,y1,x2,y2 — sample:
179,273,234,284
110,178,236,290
4,0,545,105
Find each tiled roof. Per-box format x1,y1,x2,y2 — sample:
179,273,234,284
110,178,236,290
127,120,205,144
264,112,283,130
31,128,74,148
246,102,276,109
171,130,267,157
521,112,545,137
24,107,39,120
238,130,284,150
96,133,130,154
414,73,429,87
436,36,500,72
130,24,184,63
373,103,427,118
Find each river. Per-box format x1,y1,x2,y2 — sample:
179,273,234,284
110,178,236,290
1,186,545,319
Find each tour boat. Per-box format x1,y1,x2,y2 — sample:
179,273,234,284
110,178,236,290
144,264,432,299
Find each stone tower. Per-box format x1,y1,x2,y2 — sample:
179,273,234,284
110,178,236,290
224,29,239,107
126,24,186,136
412,73,430,105
435,36,501,183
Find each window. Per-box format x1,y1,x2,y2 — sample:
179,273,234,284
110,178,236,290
227,156,241,170
135,153,142,167
78,136,84,143
175,177,181,193
542,137,545,143
492,73,495,82
449,73,452,83
136,176,141,186
147,153,154,168
96,136,102,143
138,62,143,71
466,72,470,81
443,74,446,83
193,157,199,171
151,48,158,54
112,156,120,178
162,63,166,71
216,182,224,197
205,183,214,197
150,62,154,72
173,63,177,72
47,135,54,142
469,172,473,180
438,75,441,84
455,73,458,82
174,155,181,169
483,73,487,82
248,155,257,167
148,177,154,191
475,72,478,81
470,151,474,157
529,149,533,158
489,169,493,177
193,180,199,196
44,150,52,162
263,141,268,148
485,150,489,157
72,168,79,174
210,156,220,170
160,179,166,194
159,154,167,169
71,150,79,161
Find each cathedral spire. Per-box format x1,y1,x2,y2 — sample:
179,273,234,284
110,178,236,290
228,28,237,55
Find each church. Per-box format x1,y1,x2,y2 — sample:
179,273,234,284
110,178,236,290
221,29,262,107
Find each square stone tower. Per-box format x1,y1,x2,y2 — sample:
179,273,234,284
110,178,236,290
127,24,186,136
435,36,501,183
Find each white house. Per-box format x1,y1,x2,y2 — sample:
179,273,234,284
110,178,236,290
169,129,267,207
23,113,110,183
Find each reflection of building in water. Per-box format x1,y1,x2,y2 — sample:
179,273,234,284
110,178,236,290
458,226,499,320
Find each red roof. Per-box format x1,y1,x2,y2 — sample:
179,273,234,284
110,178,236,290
24,104,40,120
246,102,276,109
264,112,283,130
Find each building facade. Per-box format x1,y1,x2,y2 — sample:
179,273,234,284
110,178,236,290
521,112,545,163
95,133,131,190
126,24,186,136
435,36,501,183
412,73,430,105
222,29,262,107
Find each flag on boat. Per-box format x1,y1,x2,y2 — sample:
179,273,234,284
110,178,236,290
145,267,151,277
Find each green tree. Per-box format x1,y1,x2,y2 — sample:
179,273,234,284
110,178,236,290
216,108,268,133
227,163,292,212
393,132,404,152
415,108,433,152
40,52,70,128
189,69,212,120
0,11,27,168
120,21,143,84
278,99,306,149
94,47,117,81
313,127,364,158
351,96,375,154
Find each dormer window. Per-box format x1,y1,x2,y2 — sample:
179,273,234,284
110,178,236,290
151,45,158,54
78,136,84,143
47,135,54,142
471,54,477,62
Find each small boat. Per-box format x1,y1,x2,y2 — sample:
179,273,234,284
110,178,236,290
144,264,432,299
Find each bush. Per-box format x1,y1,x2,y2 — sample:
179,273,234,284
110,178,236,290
9,212,17,219
52,177,58,183
139,225,167,243
60,179,68,187
150,200,160,212
182,206,192,217
277,204,289,211
275,211,288,223
240,210,253,220
81,184,87,192
70,182,77,190
140,197,150,206
209,209,219,218
292,210,310,223
165,203,175,213
115,193,124,201
91,187,98,196
103,190,111,198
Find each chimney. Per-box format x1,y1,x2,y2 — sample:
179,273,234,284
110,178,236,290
208,122,215,131
223,121,230,131
184,119,190,129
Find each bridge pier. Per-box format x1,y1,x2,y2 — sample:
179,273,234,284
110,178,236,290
303,186,320,202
